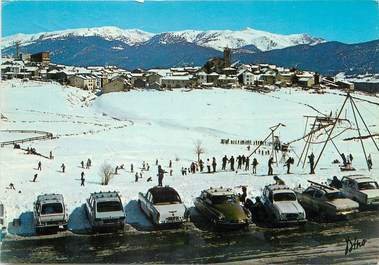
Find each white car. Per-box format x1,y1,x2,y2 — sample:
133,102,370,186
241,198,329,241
33,194,68,233
341,175,379,208
85,191,125,230
262,184,307,226
138,186,187,226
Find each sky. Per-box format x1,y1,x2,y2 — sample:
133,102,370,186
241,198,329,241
2,0,379,43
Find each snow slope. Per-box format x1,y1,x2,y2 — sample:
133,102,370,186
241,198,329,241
0,80,378,236
1,26,324,51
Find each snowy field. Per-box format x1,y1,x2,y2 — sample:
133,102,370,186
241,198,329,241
0,79,378,236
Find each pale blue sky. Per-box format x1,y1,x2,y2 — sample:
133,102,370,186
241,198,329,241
2,0,379,43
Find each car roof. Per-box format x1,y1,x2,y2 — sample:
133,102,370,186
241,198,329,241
37,193,64,204
204,187,235,196
265,184,293,193
307,184,339,193
148,186,180,198
90,191,120,201
343,175,374,183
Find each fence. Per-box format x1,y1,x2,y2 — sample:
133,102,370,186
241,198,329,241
0,130,54,147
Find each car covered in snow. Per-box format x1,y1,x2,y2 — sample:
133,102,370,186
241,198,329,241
194,187,251,229
296,181,359,220
33,194,68,233
85,191,125,231
341,175,379,208
261,184,306,226
138,186,187,226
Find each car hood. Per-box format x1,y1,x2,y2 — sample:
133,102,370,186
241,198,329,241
327,198,359,210
360,189,379,199
274,201,304,214
213,203,248,220
154,203,186,219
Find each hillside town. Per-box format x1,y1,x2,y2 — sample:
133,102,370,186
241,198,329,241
2,47,378,94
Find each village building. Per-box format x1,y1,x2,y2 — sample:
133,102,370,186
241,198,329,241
161,75,193,88
68,74,98,90
102,76,132,94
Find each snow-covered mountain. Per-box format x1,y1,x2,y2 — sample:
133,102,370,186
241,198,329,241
166,28,324,51
1,26,324,51
1,26,154,49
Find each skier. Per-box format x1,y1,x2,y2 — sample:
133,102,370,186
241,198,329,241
169,160,172,168
212,157,217,173
80,172,85,187
349,154,354,164
170,169,173,176
32,173,38,182
341,153,347,166
61,163,65,173
252,158,258,174
199,159,204,172
37,161,42,171
245,156,250,171
115,165,119,175
206,159,211,173
367,154,373,170
268,157,274,175
230,156,235,171
285,157,292,174
222,155,228,170
81,161,85,168
135,172,139,182
87,158,92,168
237,155,242,169
274,175,285,185
49,151,53,159
308,152,315,174
157,165,166,186
155,159,158,165
131,163,134,173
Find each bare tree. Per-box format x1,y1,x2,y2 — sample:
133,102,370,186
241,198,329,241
99,162,114,185
194,140,205,162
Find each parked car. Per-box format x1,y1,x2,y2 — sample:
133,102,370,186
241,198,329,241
296,181,359,220
194,187,251,229
85,191,125,231
33,194,68,233
261,184,306,226
138,186,187,226
341,175,379,209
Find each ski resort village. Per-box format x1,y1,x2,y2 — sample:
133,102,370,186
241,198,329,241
1,33,379,263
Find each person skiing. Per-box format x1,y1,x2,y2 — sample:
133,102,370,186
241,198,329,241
131,163,134,173
268,157,274,175
285,157,293,174
349,154,354,164
222,155,228,170
212,157,217,173
81,161,85,168
273,175,285,185
156,159,158,165
135,172,139,182
341,153,347,166
237,155,242,169
49,151,53,159
169,160,172,168
308,152,315,174
80,172,85,187
199,159,204,172
367,154,373,170
61,163,65,173
32,173,38,182
245,156,250,171
230,156,235,171
37,161,42,171
115,165,119,175
157,165,166,186
206,159,211,173
87,158,92,168
252,158,258,174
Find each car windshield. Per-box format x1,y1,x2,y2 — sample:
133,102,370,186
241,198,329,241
211,195,236,204
41,203,63,214
325,192,345,200
358,181,379,190
153,191,182,204
97,201,122,212
273,192,296,201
